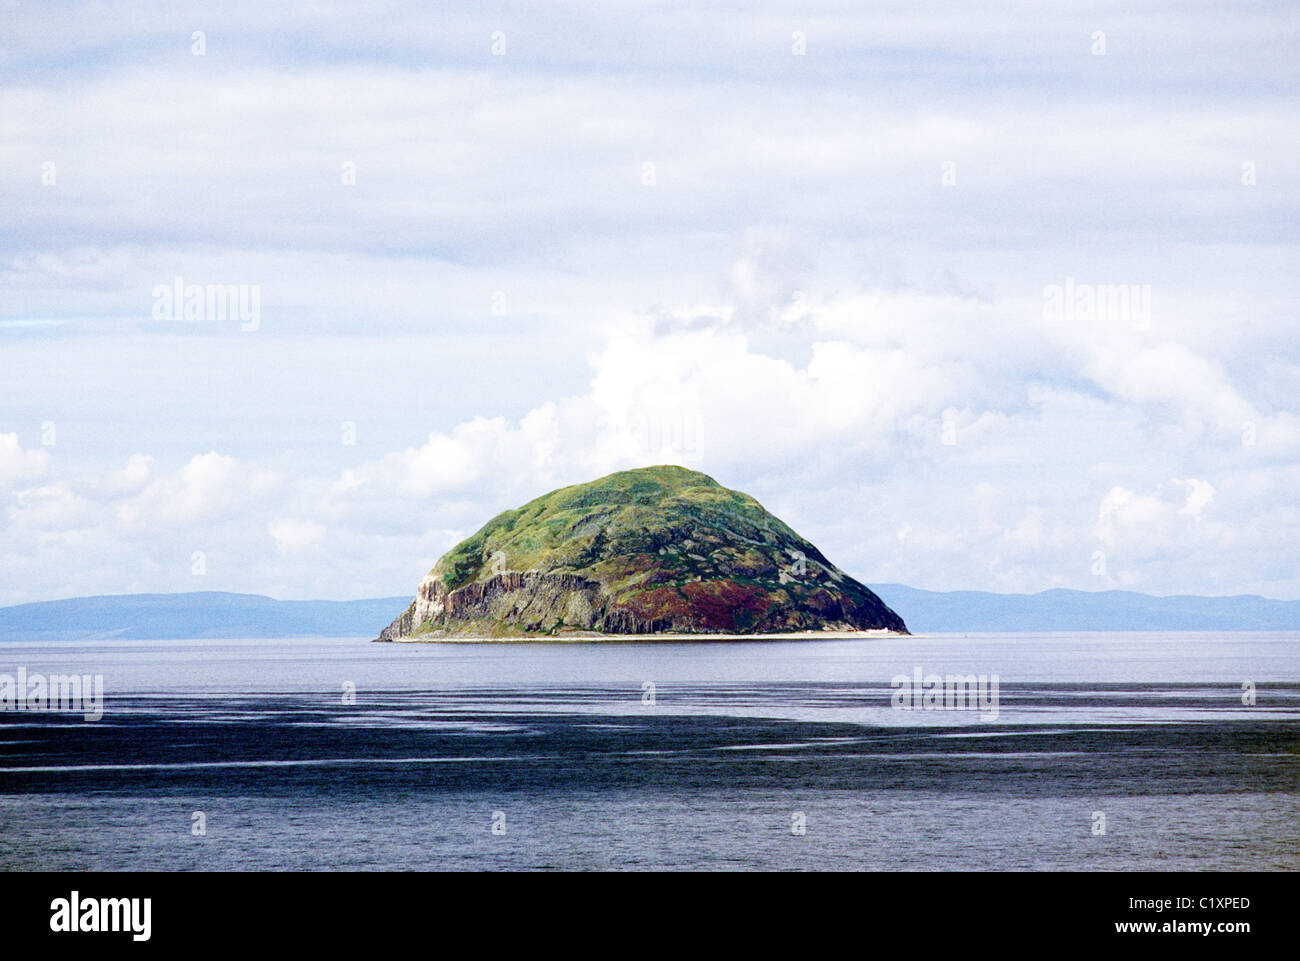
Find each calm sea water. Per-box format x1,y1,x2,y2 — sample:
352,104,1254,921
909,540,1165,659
1,632,1297,871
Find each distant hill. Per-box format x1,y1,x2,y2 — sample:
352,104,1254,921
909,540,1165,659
0,584,1297,642
0,592,410,641
871,584,1300,632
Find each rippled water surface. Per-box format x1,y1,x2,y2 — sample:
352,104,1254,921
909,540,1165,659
1,633,1297,870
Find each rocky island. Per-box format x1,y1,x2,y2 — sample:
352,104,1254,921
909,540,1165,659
377,465,907,640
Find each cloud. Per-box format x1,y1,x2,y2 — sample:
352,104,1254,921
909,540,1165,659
103,454,154,495
1176,478,1216,520
7,483,93,531
268,518,326,554
115,452,278,530
0,434,49,487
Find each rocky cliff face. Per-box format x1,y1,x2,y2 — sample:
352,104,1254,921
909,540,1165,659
377,466,907,639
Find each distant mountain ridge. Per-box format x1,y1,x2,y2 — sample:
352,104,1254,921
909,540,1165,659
0,592,411,641
872,584,1300,632
0,585,1297,641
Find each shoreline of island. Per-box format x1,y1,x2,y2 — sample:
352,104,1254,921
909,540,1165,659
378,628,911,643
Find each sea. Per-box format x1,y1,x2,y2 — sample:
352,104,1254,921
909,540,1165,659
1,632,1297,871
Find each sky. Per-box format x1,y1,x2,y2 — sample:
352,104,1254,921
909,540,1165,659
1,1,1298,605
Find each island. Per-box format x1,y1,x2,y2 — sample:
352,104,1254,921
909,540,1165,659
377,465,908,640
